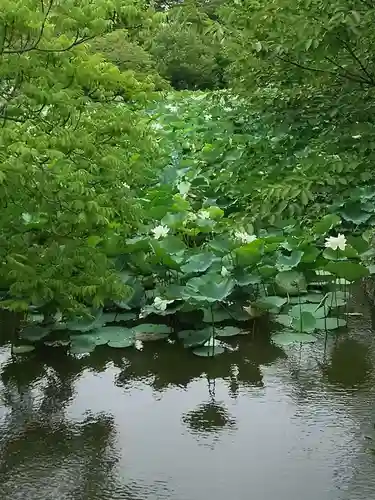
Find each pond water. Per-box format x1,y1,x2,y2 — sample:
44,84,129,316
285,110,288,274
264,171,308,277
0,291,375,500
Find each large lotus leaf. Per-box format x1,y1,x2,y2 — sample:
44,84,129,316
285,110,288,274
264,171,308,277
192,345,225,357
108,338,135,348
20,325,51,341
153,235,186,256
314,214,341,235
69,336,97,354
178,328,212,347
291,311,316,333
76,326,135,346
234,240,263,267
66,309,104,332
12,345,35,354
133,324,171,342
275,270,307,296
273,314,292,327
114,312,137,322
182,275,235,303
288,293,324,304
272,331,317,346
253,296,287,313
115,276,144,309
276,250,303,271
325,262,369,281
290,304,327,319
234,269,262,286
202,305,249,323
133,324,172,334
339,203,372,224
208,236,237,255
315,318,347,330
215,326,242,337
181,252,216,274
325,291,349,307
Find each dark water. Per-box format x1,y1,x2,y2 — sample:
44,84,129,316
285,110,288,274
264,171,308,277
1,295,375,500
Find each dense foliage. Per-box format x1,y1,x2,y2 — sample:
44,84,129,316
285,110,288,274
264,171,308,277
2,0,375,358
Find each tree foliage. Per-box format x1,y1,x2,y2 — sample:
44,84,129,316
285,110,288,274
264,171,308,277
0,0,160,315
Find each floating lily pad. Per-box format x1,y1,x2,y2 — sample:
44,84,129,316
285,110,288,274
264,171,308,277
272,331,317,346
192,345,225,357
291,311,317,333
12,345,35,354
254,296,287,313
273,314,292,327
315,318,347,330
66,309,104,332
20,325,50,341
215,326,242,337
132,324,172,335
135,332,169,342
178,328,211,348
108,338,135,348
290,304,327,319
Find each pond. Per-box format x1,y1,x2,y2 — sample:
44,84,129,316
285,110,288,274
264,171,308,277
0,290,375,500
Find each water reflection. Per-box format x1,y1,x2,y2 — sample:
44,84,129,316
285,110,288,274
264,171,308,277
0,317,374,499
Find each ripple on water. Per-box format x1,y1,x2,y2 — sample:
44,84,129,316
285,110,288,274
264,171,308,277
0,307,375,500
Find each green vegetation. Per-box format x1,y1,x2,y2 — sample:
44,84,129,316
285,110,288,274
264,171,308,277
2,0,375,358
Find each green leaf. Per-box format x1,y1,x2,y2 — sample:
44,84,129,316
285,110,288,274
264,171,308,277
12,345,35,354
66,309,103,332
325,291,349,307
132,324,172,334
314,214,341,235
340,203,372,224
275,270,307,296
183,275,235,303
272,331,317,346
273,314,292,327
69,336,97,355
181,252,216,273
276,250,303,270
315,318,347,330
215,326,242,337
178,328,211,347
325,261,369,281
20,325,50,341
291,311,316,333
288,293,324,304
254,295,287,313
192,345,225,357
108,338,135,348
290,304,327,319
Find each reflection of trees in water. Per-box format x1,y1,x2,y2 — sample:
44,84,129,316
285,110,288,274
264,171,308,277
0,351,120,500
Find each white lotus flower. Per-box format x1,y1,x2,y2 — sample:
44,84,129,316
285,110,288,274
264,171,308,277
153,296,174,311
221,266,230,277
199,210,210,219
324,233,347,251
235,230,257,244
177,181,191,196
134,340,143,351
152,225,169,239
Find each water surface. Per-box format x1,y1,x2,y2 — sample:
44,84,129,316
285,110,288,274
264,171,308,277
0,294,375,500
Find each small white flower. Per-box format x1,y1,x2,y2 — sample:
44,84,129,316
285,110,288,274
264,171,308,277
152,225,169,239
204,114,212,120
352,135,361,139
199,210,210,219
153,296,174,311
177,181,191,196
325,233,347,251
221,266,230,277
135,339,143,351
235,230,257,244
122,182,130,189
